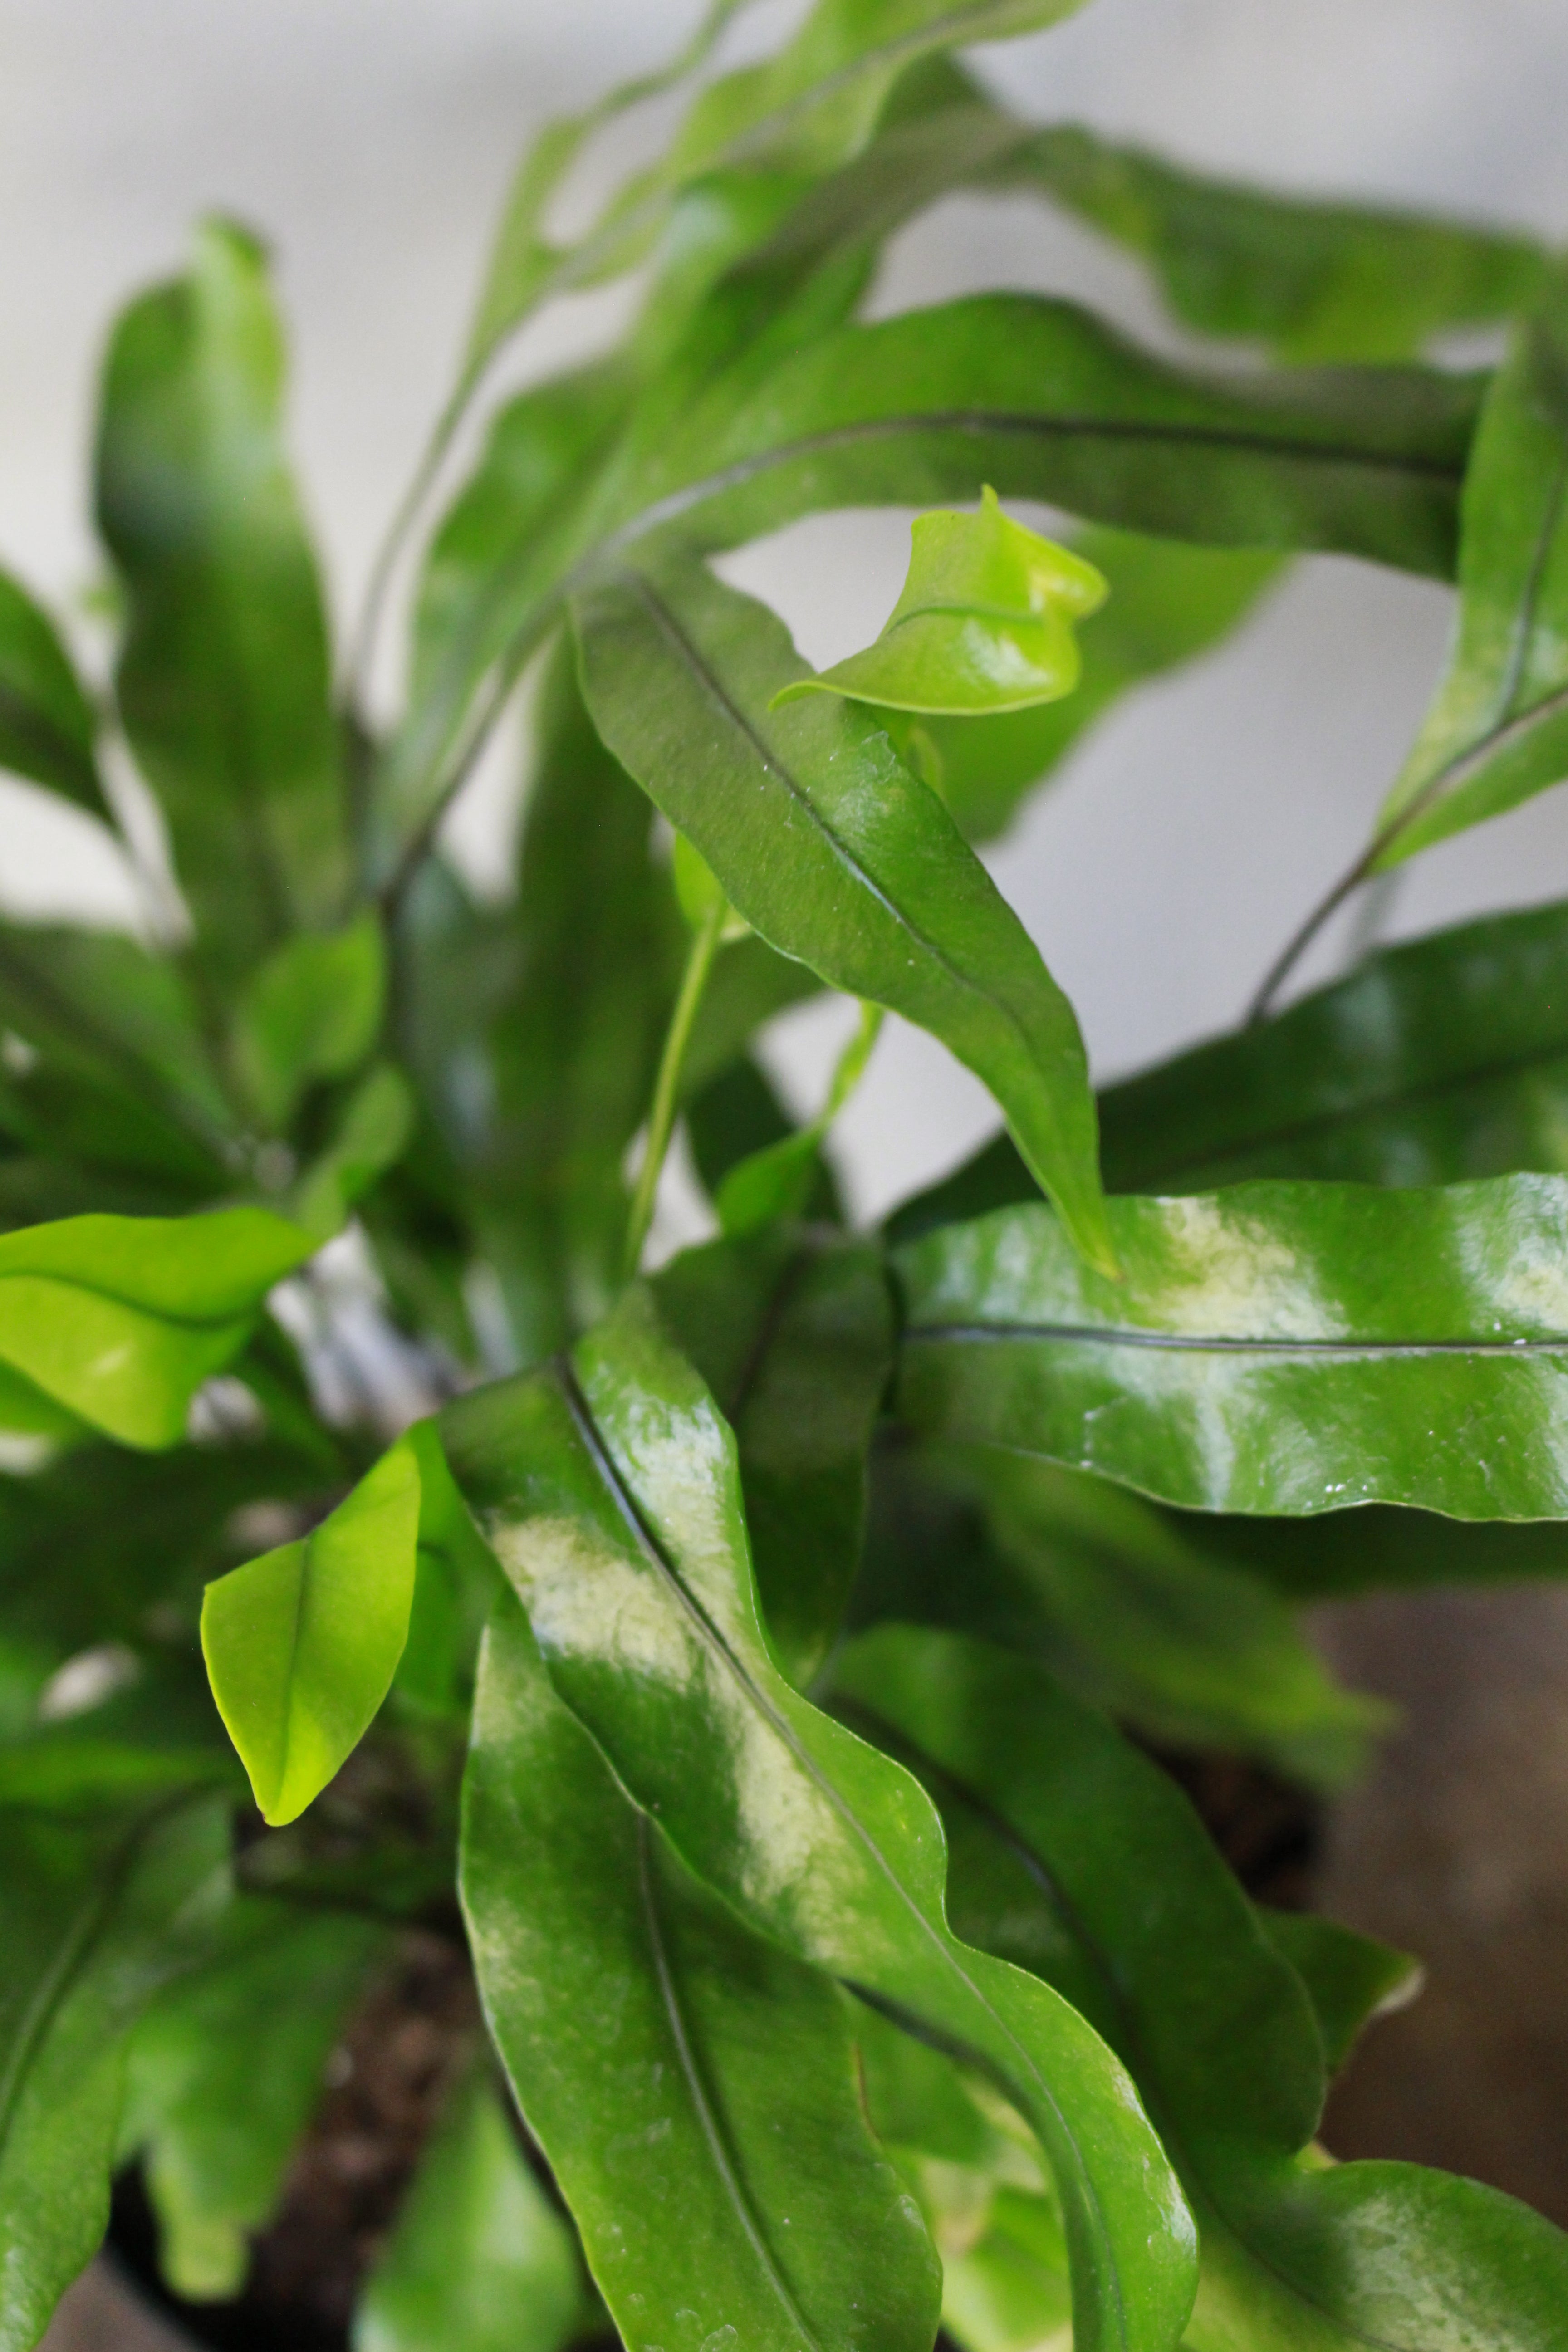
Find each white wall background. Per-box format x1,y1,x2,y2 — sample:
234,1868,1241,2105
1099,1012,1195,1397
3,0,1568,1219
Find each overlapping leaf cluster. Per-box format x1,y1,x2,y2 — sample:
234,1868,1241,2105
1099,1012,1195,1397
4,4,1568,2348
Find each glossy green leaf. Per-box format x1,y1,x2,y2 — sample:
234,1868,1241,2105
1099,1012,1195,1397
441,1289,1197,2352
122,1899,385,2299
0,1792,230,2352
1254,1907,1421,2079
0,1208,314,1450
890,891,1568,1249
715,1002,880,1237
354,2056,584,2352
1105,891,1568,1194
922,529,1284,844
573,554,1114,1271
96,219,348,979
838,1627,1568,2352
201,1425,428,1824
0,564,106,816
384,299,1479,876
615,296,1479,584
1373,271,1568,865
774,489,1107,716
852,1996,1072,2352
460,1588,943,2352
652,1227,895,1685
894,1176,1568,1516
232,913,387,1133
864,1443,1385,1788
1007,125,1551,362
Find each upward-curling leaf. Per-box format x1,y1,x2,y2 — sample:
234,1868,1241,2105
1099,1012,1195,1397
440,1286,1198,2352
774,487,1107,715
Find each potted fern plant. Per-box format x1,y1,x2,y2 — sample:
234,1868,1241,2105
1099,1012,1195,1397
5,4,1568,2349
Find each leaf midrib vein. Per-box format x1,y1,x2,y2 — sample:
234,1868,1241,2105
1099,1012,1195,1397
619,568,1069,1166
554,1354,1130,2350
904,1320,1568,1357
635,1813,822,2352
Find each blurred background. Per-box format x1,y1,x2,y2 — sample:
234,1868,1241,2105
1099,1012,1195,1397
8,0,1568,2288
5,0,1568,1218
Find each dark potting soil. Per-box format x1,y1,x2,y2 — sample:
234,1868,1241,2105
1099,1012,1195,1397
110,1755,1319,2351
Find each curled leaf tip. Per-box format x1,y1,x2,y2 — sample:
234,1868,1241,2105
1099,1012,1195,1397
770,488,1109,718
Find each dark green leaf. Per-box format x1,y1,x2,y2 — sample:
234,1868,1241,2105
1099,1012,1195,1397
97,219,348,980
1006,125,1551,362
388,367,633,846
1372,271,1568,864
201,1423,430,1824
652,1227,894,1685
0,1434,334,1678
397,648,678,1362
852,1995,1072,2352
681,936,824,1102
889,891,1568,1244
685,1052,843,1224
714,1002,880,1238
0,922,235,1183
0,1647,238,1812
441,1289,1198,2352
353,2055,585,2352
1254,1906,1421,2079
0,1208,314,1450
1103,891,1568,1193
384,297,1478,875
838,1627,1568,2351
0,565,106,815
893,1176,1568,1516
573,554,1114,1271
460,1588,943,2352
862,1442,1385,1788
616,295,1479,583
0,1792,230,2352
122,1899,385,2299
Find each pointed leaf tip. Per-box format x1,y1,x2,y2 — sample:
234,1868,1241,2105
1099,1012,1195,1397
201,1431,424,1825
